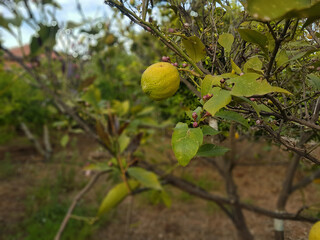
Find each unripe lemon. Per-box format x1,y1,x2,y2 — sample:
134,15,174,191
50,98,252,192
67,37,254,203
309,221,320,240
141,62,180,100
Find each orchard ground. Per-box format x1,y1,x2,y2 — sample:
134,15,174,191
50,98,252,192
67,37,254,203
0,131,319,240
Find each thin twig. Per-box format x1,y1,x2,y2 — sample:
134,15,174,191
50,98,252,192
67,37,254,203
54,171,108,240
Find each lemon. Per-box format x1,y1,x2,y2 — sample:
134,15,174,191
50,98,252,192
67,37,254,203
141,62,180,100
309,221,320,240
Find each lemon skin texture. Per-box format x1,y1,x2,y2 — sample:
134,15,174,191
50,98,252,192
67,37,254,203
141,62,180,100
309,221,320,240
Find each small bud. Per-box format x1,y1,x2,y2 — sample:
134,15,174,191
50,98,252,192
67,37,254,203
184,23,190,28
168,28,175,33
192,112,198,120
317,67,320,71
172,62,178,67
108,161,113,167
146,26,151,32
220,78,225,84
162,56,169,62
148,17,153,23
193,122,198,128
240,72,244,76
182,63,188,68
256,119,262,125
250,98,255,101
204,111,211,117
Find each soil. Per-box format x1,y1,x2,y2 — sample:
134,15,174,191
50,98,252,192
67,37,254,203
0,133,319,240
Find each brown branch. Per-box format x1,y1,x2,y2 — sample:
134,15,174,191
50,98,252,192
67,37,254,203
265,20,291,80
291,168,320,193
180,77,201,98
20,122,46,158
161,170,318,223
263,125,320,165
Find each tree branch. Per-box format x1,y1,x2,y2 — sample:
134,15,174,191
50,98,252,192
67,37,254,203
54,171,109,240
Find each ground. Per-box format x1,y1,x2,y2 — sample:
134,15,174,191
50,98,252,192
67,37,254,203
0,133,319,240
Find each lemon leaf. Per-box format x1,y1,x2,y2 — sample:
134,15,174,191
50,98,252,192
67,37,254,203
215,110,249,128
203,88,232,116
201,75,223,97
196,144,229,157
237,29,268,54
182,36,206,62
127,167,162,190
218,33,234,53
172,122,203,166
230,73,291,97
97,180,139,217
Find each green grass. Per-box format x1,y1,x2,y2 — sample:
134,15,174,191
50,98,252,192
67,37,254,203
0,152,16,179
8,163,108,240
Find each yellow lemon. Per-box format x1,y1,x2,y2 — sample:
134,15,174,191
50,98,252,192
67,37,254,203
309,221,320,240
141,62,180,100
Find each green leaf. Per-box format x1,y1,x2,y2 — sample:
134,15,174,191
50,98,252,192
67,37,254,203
283,2,320,22
0,15,11,33
237,29,268,53
235,96,261,116
182,36,206,62
30,24,59,56
230,73,291,97
276,50,289,68
303,16,320,29
307,74,320,90
82,86,101,110
118,133,130,153
256,104,273,113
97,180,139,217
160,190,171,208
60,134,69,147
247,0,310,21
220,73,238,79
196,144,229,157
201,75,222,97
201,125,220,136
66,21,81,29
244,56,263,73
172,122,203,166
203,88,232,116
218,33,234,53
215,110,249,128
83,162,112,172
231,59,242,74
127,167,162,190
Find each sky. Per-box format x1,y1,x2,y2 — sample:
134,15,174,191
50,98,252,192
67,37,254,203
0,0,110,49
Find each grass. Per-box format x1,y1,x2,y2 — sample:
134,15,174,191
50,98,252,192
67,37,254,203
6,156,109,240
0,152,16,179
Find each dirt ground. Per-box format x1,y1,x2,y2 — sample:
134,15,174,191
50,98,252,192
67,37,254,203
0,134,319,240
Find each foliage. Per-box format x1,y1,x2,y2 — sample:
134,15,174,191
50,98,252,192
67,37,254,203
1,0,320,239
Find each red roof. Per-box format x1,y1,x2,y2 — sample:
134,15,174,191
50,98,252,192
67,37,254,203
7,45,59,59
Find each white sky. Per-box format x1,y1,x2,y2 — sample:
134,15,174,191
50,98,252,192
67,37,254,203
0,0,109,48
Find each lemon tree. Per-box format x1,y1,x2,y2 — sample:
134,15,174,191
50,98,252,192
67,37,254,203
141,62,180,100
